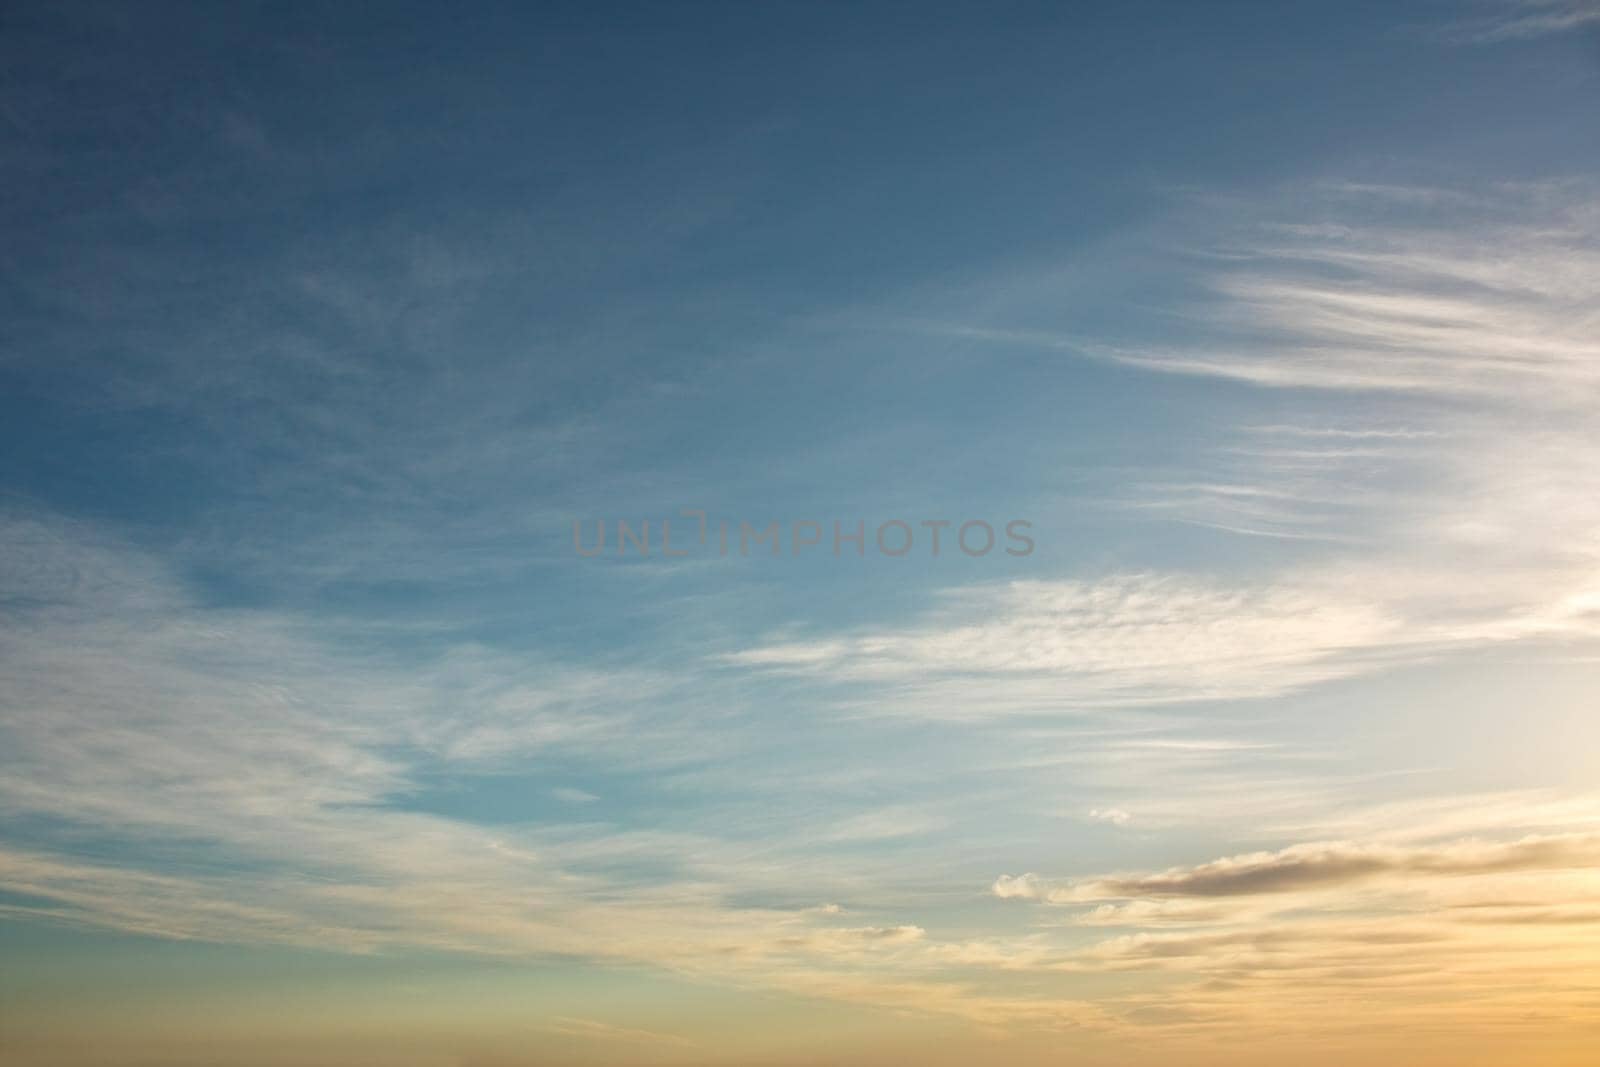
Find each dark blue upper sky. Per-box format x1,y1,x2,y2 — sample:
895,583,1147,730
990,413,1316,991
5,2,1596,628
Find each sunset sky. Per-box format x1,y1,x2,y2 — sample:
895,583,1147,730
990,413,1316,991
3,3,1600,1065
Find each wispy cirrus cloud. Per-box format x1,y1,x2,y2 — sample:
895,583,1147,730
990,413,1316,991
1101,183,1600,401
729,574,1401,714
775,181,1600,723
0,510,1087,1030
1446,0,1600,43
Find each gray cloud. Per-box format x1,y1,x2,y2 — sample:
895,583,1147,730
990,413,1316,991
1016,833,1600,903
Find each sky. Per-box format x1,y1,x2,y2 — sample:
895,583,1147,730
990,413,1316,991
2,2,1600,1065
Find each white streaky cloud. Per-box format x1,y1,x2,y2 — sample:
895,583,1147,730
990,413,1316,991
903,182,1599,404
1109,183,1600,403
788,181,1600,721
0,517,733,946
732,575,1402,714
1115,478,1368,544
823,806,948,842
1070,899,1241,927
1258,788,1600,844
6,507,1600,1044
732,557,1600,718
1242,425,1442,440
1446,0,1600,42
0,511,1096,1030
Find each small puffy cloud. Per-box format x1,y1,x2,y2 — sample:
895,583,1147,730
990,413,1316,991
1087,808,1132,827
992,873,1042,900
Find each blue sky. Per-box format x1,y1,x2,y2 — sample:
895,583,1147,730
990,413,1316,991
4,3,1600,1065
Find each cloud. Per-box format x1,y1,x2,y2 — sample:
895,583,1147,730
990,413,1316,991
0,514,729,956
776,925,927,954
545,1017,698,1049
974,811,1600,1045
1050,833,1600,902
7,505,1600,1049
779,181,1600,729
992,873,1043,900
1106,182,1600,403
732,575,1400,714
1086,808,1133,827
1070,900,1239,927
823,806,948,842
0,510,1019,1030
1447,0,1600,42
8,173,1600,1056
